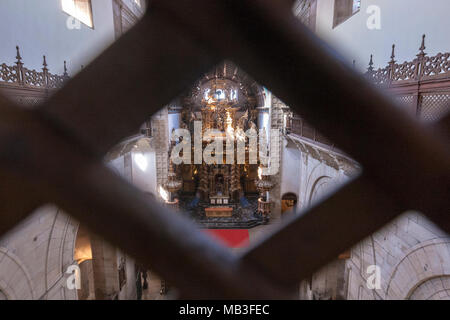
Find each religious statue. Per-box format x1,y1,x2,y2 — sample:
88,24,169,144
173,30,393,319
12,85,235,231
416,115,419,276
238,109,249,129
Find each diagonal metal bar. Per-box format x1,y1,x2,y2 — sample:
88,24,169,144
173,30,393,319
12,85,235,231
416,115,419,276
0,171,42,236
0,95,292,299
156,0,450,224
0,0,447,300
151,0,450,288
0,9,219,241
0,95,47,237
242,113,450,286
435,111,450,142
241,174,403,286
41,8,220,157
0,9,289,298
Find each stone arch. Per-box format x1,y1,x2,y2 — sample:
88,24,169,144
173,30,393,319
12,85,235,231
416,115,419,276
43,208,79,300
408,275,450,300
304,162,322,192
304,159,340,207
0,247,35,300
308,175,332,206
386,238,450,300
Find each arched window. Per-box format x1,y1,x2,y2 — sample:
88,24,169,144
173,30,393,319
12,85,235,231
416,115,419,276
281,193,298,215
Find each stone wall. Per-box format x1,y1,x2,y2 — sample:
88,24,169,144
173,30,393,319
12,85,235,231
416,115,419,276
268,97,286,220
0,146,144,300
152,108,169,191
282,133,450,300
0,206,78,300
347,213,450,300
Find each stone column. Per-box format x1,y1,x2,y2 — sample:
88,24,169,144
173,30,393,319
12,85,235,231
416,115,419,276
152,108,169,191
90,235,120,300
268,96,286,220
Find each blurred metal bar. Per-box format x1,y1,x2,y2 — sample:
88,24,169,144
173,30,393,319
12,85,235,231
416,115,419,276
242,111,450,287
241,175,402,286
154,0,449,289
41,9,219,156
0,93,291,299
0,8,218,238
0,96,45,237
0,0,447,300
156,0,449,225
0,7,291,299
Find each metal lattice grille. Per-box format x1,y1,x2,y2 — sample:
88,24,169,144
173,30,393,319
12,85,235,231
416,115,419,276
395,95,415,107
421,94,450,122
0,0,448,299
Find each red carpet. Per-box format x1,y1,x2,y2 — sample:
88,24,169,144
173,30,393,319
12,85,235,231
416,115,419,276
203,229,250,248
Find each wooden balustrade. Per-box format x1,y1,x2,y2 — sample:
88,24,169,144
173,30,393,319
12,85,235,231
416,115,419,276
289,34,450,144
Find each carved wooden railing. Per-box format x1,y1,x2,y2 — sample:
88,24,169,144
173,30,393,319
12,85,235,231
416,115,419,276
0,1,448,300
290,35,450,145
0,46,69,106
366,35,450,122
0,46,69,89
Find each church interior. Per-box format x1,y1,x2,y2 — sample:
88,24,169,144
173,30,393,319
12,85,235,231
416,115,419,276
0,0,449,301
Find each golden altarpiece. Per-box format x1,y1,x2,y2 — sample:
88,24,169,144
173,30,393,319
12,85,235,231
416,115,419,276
167,63,273,228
